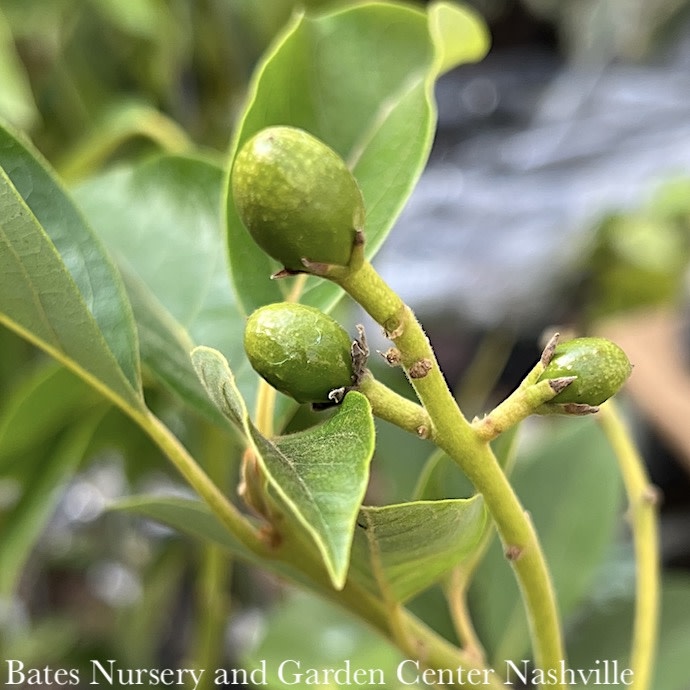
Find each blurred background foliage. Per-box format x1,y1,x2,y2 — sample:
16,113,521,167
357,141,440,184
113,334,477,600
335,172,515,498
3,0,690,158
2,0,690,688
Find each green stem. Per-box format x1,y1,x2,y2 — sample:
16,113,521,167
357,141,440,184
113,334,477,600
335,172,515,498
473,378,573,442
597,402,660,690
472,333,572,442
357,372,434,439
339,261,565,686
398,609,505,690
282,531,506,690
134,408,271,560
445,428,522,662
445,566,487,664
255,379,277,437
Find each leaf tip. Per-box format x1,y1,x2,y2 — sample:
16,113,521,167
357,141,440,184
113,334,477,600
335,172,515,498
428,1,491,75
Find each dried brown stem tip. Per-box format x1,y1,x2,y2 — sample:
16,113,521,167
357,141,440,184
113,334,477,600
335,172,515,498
549,376,577,395
540,332,560,367
380,347,402,366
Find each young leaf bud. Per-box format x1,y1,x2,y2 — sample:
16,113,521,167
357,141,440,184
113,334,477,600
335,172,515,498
232,126,365,273
244,302,355,404
537,337,632,407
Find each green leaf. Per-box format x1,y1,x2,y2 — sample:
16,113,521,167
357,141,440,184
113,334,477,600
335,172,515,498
225,1,489,315
113,495,255,559
191,345,374,588
470,419,624,664
349,496,486,603
266,395,374,587
190,346,250,431
73,154,263,410
0,122,143,410
428,1,490,76
121,268,237,430
358,415,515,604
567,575,690,690
110,495,315,589
0,411,105,596
73,156,234,357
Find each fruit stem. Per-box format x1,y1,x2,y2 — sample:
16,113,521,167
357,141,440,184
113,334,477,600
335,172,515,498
597,401,660,690
255,379,277,437
471,332,569,441
338,260,566,687
472,377,575,442
358,372,434,439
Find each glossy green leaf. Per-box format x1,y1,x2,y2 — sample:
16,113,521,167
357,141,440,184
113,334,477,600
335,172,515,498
0,411,104,596
567,575,690,690
0,123,143,410
470,419,623,663
0,328,31,388
73,154,263,410
0,364,99,464
191,345,374,588
225,1,489,315
349,406,515,603
349,496,486,603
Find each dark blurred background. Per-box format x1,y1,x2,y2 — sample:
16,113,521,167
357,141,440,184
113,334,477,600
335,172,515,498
2,0,690,684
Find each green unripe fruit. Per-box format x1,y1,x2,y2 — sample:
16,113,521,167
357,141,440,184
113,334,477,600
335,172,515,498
538,337,632,406
244,302,355,404
232,126,365,272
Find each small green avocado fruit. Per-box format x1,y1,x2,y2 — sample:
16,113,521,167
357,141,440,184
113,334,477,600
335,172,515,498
232,126,365,273
244,302,355,404
538,337,632,406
